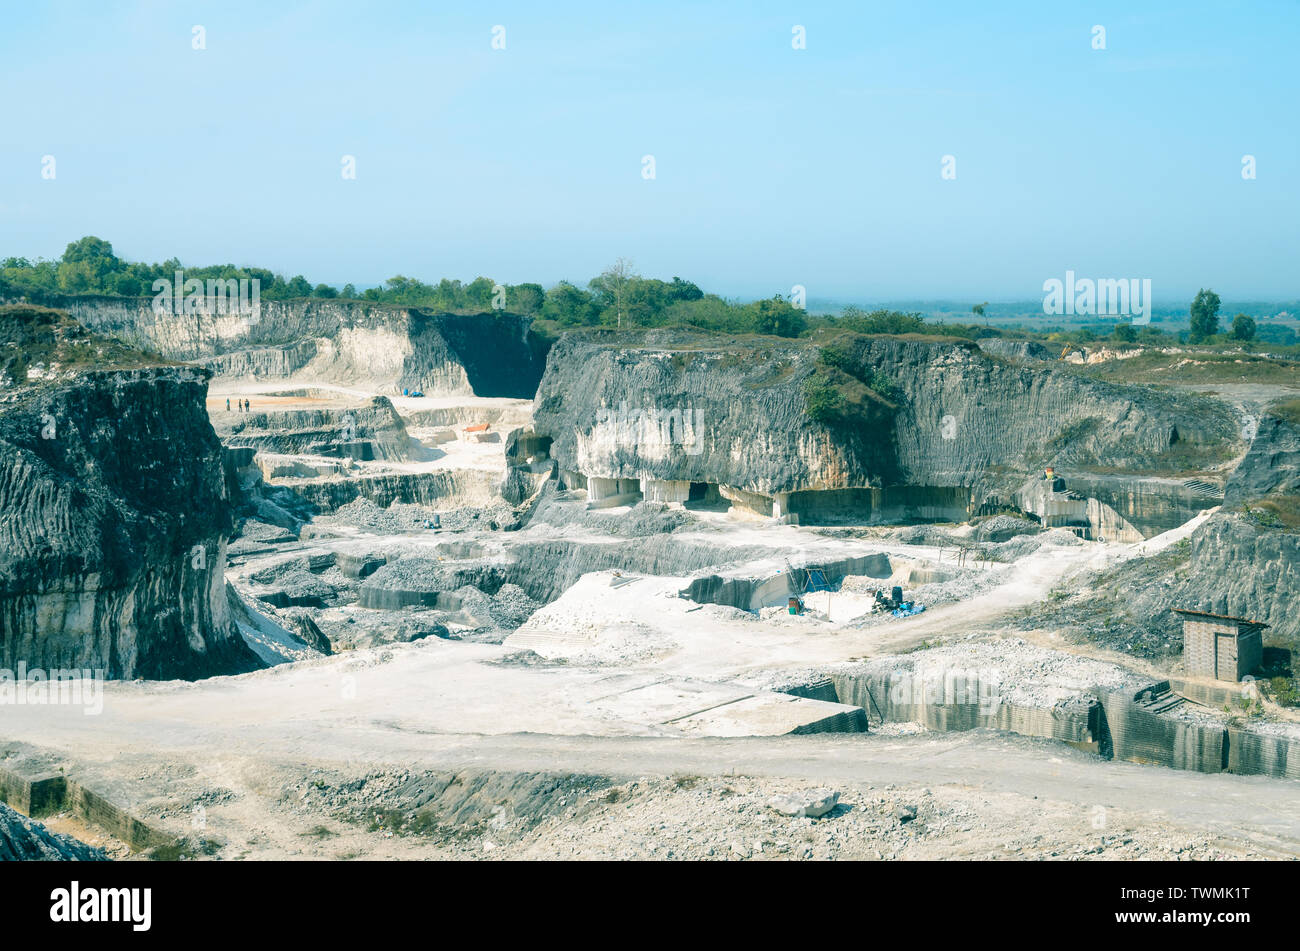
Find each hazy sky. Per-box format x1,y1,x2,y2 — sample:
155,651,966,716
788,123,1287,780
3,1,1297,301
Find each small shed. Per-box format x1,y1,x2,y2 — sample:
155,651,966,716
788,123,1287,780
1173,609,1267,682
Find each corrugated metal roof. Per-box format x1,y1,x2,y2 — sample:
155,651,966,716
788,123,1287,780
1171,608,1269,629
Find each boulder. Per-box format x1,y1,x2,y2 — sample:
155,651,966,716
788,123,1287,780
767,788,840,818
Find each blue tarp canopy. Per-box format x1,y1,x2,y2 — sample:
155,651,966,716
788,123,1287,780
804,567,832,593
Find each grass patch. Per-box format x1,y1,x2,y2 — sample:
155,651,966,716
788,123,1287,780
1072,349,1300,386
298,825,338,838
364,807,445,838
1268,399,1300,426
0,303,165,384
899,639,940,654
801,347,898,432
1244,498,1300,530
1264,676,1300,707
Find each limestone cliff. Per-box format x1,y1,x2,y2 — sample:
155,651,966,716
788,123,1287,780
42,295,546,399
0,305,261,679
831,334,1237,492
532,330,1242,526
534,332,892,496
1170,413,1300,644
1023,413,1300,653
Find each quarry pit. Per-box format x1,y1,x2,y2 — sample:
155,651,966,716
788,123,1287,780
4,303,1300,861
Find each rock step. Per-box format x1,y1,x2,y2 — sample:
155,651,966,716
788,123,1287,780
1182,479,1220,498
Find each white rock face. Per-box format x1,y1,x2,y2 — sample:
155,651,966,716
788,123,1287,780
62,297,545,399
640,478,691,503
767,789,840,818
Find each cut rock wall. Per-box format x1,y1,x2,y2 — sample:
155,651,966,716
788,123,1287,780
52,296,546,399
0,367,261,679
533,331,1240,531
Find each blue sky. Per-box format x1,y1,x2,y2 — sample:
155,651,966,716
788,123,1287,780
2,1,1297,301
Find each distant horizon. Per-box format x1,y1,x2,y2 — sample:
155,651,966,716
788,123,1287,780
10,242,1300,322
8,234,1300,316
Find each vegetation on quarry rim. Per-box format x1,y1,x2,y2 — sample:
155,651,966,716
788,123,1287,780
0,303,169,386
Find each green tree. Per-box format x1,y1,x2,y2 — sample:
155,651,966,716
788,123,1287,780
464,276,496,310
839,307,926,335
668,277,703,302
1112,323,1137,343
511,283,545,315
753,295,806,338
663,294,744,332
62,236,118,268
542,281,599,326
623,278,673,326
112,273,145,296
58,235,121,292
1231,313,1256,341
1189,288,1221,342
56,261,97,293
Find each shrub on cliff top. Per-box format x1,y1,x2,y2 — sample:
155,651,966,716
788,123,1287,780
803,377,847,423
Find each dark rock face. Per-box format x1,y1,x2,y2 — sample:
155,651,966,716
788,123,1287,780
1183,514,1300,639
533,334,888,495
0,365,262,679
282,611,332,655
1029,415,1300,652
1042,510,1300,656
1050,472,1220,539
52,296,547,399
533,331,1241,503
430,312,551,399
1175,414,1300,645
1223,415,1300,506
841,335,1237,491
0,802,107,860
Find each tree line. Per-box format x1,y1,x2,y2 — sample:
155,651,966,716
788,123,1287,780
0,237,1283,347
0,238,994,341
0,238,817,337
